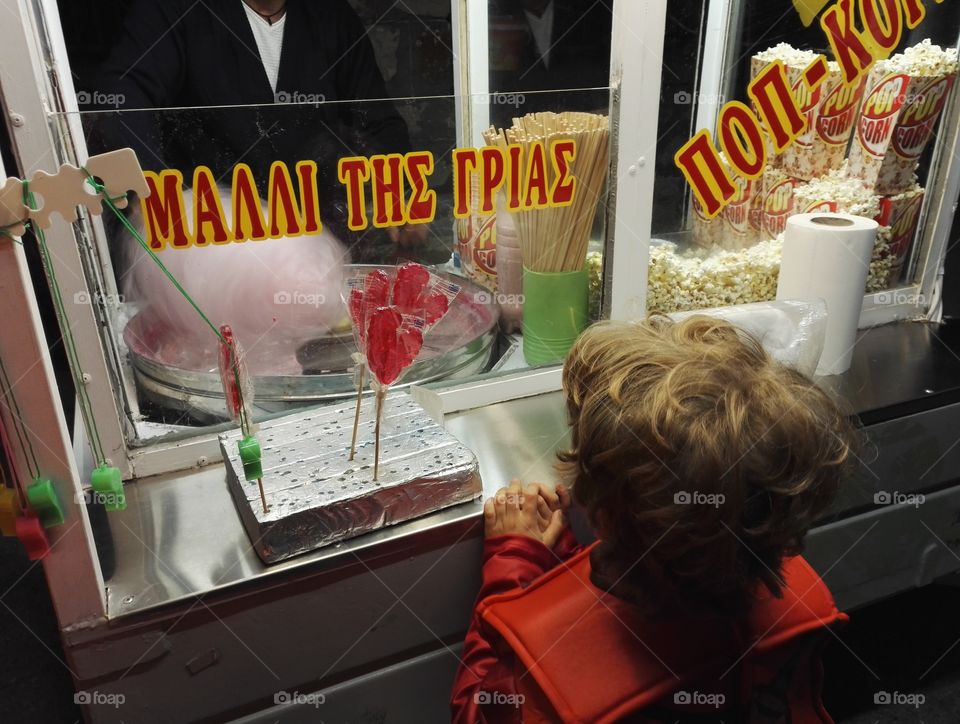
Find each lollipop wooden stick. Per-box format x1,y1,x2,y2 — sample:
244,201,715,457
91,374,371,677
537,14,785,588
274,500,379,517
373,387,386,481
349,364,364,461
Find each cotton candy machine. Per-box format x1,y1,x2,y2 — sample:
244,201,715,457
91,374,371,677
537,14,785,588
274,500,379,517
123,266,498,424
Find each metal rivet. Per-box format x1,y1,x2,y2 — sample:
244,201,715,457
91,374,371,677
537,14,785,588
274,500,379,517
637,157,646,167
197,456,208,467
628,165,638,176
81,373,92,384
122,595,134,605
9,113,24,127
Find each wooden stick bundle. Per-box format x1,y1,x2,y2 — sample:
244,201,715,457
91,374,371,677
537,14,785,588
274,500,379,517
482,112,610,273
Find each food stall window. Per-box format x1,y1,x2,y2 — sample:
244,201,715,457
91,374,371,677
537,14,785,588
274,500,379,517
39,1,614,462
651,0,960,317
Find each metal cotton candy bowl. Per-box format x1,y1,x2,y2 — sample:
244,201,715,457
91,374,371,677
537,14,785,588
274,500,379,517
123,265,499,424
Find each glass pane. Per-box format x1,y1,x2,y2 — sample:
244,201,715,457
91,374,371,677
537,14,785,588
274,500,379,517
52,1,613,443
653,0,960,315
64,87,607,440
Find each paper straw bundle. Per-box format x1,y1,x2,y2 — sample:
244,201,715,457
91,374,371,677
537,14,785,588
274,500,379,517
482,112,610,273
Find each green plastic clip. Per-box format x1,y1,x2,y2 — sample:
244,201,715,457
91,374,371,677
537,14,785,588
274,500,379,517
238,436,262,481
26,477,64,528
90,465,126,512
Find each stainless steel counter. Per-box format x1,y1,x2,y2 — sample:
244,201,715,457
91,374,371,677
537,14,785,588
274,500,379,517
102,321,960,618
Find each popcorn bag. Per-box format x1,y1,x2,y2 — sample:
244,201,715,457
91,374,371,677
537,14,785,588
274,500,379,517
455,170,497,289
761,167,798,239
781,61,850,180
848,41,958,195
691,193,722,248
877,185,925,266
721,171,759,250
750,54,782,169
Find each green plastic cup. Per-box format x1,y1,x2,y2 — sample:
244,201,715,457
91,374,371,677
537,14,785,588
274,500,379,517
521,267,589,365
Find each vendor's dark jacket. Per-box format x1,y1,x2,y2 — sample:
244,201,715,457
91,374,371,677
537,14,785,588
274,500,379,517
95,0,410,184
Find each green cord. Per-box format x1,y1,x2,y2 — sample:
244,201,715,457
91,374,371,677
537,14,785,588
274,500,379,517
83,173,225,344
82,171,254,438
0,356,41,479
23,180,108,465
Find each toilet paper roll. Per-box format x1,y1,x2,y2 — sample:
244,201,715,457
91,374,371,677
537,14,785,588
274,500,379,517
776,213,878,375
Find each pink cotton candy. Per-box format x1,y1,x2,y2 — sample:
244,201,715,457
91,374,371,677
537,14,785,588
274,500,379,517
122,188,350,372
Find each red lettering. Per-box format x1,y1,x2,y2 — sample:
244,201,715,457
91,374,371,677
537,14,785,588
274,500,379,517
405,152,436,223
192,166,229,245
718,102,766,177
453,149,478,218
821,0,875,83
370,155,405,227
748,62,807,151
295,161,322,234
338,157,371,231
141,170,190,250
674,130,736,218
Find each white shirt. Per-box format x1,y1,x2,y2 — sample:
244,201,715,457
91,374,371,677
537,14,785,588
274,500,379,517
524,2,555,69
242,3,287,93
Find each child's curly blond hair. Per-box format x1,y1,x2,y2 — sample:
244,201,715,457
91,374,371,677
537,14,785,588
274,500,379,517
559,315,857,615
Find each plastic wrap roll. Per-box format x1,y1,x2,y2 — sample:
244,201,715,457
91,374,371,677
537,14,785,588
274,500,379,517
776,213,878,375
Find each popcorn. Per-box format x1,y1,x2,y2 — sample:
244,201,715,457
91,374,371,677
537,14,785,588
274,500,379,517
879,39,959,78
792,165,881,219
866,227,896,292
647,239,782,314
649,230,897,314
753,43,821,69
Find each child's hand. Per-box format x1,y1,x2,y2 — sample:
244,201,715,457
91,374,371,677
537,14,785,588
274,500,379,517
484,480,566,548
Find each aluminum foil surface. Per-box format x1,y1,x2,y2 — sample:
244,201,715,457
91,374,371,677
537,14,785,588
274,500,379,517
220,393,482,564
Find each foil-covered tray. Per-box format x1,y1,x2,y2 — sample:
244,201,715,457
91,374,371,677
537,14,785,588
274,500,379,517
220,393,482,564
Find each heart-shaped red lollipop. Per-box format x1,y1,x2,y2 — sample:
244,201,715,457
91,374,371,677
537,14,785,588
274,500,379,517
366,307,424,386
393,262,450,327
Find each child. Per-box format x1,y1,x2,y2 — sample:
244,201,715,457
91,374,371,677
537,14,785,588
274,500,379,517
451,316,856,723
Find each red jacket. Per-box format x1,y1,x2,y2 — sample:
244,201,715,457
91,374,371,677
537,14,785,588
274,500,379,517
451,532,847,723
